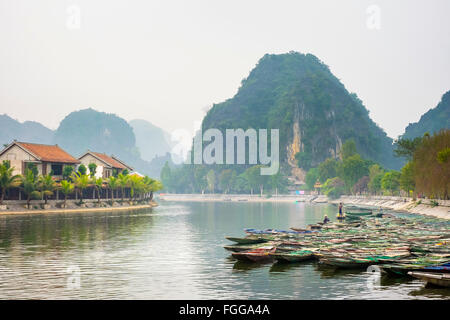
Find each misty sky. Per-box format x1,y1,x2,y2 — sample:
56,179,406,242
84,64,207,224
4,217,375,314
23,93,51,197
0,0,449,139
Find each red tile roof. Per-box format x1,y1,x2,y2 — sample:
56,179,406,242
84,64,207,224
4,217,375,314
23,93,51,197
16,142,79,164
91,152,128,169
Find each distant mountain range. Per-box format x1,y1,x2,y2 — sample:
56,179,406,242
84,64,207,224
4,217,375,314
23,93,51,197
129,119,173,162
0,109,175,178
0,114,54,147
1,54,448,178
401,90,450,140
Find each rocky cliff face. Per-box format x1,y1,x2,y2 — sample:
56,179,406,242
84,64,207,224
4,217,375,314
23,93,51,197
202,52,402,171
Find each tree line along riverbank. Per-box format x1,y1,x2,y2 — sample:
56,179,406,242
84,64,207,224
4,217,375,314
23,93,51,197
0,161,163,213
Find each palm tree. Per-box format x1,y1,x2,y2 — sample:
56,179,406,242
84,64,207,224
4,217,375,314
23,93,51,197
117,173,129,202
38,174,56,205
21,169,40,209
72,172,90,204
128,175,144,201
0,162,21,205
144,176,163,201
108,176,119,202
60,180,74,208
92,177,103,204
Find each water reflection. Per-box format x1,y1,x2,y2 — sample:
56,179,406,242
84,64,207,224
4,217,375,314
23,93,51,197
0,202,448,299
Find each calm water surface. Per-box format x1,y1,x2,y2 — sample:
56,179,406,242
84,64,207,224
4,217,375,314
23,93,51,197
0,201,448,299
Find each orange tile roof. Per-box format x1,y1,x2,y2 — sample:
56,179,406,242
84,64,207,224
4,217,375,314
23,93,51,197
91,152,128,169
16,142,79,164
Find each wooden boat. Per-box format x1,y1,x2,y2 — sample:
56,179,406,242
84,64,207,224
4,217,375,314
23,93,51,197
224,243,272,252
318,256,373,269
231,247,276,263
270,250,315,263
290,227,309,232
380,261,450,277
225,236,268,244
345,210,373,216
408,271,450,287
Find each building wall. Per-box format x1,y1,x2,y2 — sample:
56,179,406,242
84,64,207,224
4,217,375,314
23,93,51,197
0,145,39,176
43,162,75,179
78,154,106,178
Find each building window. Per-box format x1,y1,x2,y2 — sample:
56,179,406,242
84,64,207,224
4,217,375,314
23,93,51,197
51,164,63,176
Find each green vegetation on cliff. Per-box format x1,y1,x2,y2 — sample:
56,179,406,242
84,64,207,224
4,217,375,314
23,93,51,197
202,52,401,170
401,91,450,140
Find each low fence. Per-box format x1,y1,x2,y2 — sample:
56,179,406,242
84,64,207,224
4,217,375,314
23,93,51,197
337,195,450,207
2,187,135,202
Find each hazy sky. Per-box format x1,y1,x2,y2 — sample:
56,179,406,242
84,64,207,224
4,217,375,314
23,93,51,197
0,0,449,139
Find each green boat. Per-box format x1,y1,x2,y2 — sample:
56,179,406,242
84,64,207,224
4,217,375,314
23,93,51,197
345,210,373,216
270,250,315,263
318,256,373,269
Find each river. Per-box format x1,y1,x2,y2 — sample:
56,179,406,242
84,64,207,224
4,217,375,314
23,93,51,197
0,201,448,299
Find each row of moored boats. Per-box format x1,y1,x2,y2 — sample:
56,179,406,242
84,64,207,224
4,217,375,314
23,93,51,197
224,209,450,288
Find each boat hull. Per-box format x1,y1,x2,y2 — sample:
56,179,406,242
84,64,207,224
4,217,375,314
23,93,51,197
408,271,450,288
271,253,314,263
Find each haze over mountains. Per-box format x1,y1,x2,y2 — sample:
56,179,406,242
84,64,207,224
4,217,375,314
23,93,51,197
0,114,54,146
401,90,450,140
0,52,448,178
129,119,173,162
0,109,174,178
202,52,402,174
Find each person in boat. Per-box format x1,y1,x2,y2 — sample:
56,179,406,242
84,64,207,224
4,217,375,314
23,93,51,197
338,203,344,218
323,215,330,224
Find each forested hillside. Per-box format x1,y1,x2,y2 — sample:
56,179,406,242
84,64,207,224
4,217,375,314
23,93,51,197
401,91,450,140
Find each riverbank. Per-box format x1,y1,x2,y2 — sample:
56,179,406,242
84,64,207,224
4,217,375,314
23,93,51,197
0,200,158,216
159,194,450,220
159,193,324,203
330,195,450,220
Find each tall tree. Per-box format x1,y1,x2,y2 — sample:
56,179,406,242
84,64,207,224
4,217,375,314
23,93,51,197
368,164,384,195
0,161,20,205
305,168,319,190
88,163,97,178
92,177,103,203
245,165,267,196
21,169,41,209
160,161,172,192
394,137,423,161
340,139,357,160
38,174,56,205
219,169,234,194
381,171,401,195
318,158,338,183
63,165,74,181
117,173,129,201
206,170,216,194
72,172,90,203
60,180,74,208
108,176,119,201
338,154,369,192
413,129,450,199
78,164,87,175
0,161,21,205
400,162,415,196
